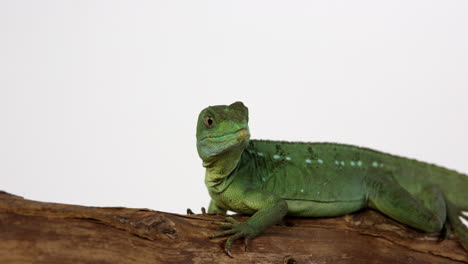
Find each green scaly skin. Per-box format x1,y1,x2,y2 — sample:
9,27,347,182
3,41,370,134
196,101,468,257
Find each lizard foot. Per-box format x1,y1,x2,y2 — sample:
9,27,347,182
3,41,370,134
210,217,256,257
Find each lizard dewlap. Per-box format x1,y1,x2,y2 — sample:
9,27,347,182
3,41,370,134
196,101,468,257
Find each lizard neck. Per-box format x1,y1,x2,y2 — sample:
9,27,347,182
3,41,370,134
204,147,244,193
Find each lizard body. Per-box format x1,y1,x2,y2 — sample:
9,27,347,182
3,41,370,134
196,102,468,256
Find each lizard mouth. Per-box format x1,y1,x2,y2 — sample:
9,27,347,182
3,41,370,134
200,128,250,143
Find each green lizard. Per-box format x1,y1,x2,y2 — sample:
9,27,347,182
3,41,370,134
196,101,468,256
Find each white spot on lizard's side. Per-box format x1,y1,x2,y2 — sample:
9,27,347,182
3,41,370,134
257,152,264,156
318,159,324,164
350,161,356,166
262,177,266,182
372,161,379,167
340,161,345,166
379,163,384,168
300,189,304,193
335,160,339,165
273,154,281,160
285,156,292,161
357,161,363,167
305,159,312,164
462,211,468,217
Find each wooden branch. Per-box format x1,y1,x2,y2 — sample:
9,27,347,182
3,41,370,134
0,191,466,263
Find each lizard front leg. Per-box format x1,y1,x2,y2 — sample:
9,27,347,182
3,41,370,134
210,190,288,257
208,199,228,215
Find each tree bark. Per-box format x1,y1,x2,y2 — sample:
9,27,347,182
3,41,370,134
0,191,466,263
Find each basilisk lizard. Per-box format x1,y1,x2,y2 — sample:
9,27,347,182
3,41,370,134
196,101,468,256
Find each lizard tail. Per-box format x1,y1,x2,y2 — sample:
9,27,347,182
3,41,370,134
447,200,468,250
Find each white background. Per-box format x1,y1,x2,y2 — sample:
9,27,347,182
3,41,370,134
1,1,467,214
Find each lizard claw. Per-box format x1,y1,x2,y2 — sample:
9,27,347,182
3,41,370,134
186,207,208,215
438,222,452,241
244,237,251,252
224,233,242,258
225,248,233,258
209,217,256,257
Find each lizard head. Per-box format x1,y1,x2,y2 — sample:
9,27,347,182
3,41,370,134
196,101,250,163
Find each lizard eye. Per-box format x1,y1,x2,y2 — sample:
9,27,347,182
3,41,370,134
204,116,214,127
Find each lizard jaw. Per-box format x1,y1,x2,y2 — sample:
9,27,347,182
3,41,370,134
197,128,250,161
200,128,250,143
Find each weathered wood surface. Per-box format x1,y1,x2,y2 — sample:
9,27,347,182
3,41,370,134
0,191,466,263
